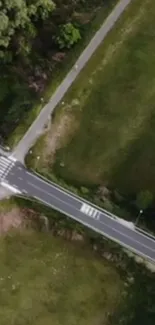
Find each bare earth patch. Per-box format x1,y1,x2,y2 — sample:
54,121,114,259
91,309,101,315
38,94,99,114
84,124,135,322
0,208,26,234
0,207,40,234
42,110,79,167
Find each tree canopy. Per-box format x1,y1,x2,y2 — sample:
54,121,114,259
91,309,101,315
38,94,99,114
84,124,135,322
0,0,55,60
56,23,81,49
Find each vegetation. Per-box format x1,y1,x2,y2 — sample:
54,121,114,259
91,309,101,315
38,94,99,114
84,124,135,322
112,268,155,325
0,198,155,325
0,230,123,325
56,23,81,49
1,0,155,323
0,0,55,61
136,190,153,211
27,0,155,199
0,0,116,146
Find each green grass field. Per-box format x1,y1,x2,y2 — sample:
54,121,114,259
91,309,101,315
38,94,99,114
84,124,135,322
28,0,155,195
0,231,123,325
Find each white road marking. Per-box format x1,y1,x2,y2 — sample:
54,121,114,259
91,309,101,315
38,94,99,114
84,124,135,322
34,195,41,201
0,165,8,172
0,156,10,163
1,181,21,194
23,182,155,254
9,156,17,162
92,209,98,218
0,156,15,181
0,161,9,169
25,170,155,247
80,203,99,219
29,193,155,256
0,161,150,262
26,170,115,219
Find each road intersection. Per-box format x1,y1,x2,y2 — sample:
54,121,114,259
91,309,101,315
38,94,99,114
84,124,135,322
0,155,155,263
1,0,154,263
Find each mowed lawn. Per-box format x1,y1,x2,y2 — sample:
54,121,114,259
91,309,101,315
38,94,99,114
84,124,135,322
29,0,155,194
0,231,122,325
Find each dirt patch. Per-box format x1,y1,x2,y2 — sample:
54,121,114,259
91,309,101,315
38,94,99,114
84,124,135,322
0,207,40,234
73,11,93,24
0,208,26,234
42,110,79,166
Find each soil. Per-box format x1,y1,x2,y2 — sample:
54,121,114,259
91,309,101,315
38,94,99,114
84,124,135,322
0,208,25,234
43,111,79,166
0,207,39,234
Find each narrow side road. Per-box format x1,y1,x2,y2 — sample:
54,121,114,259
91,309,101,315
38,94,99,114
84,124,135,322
13,0,133,162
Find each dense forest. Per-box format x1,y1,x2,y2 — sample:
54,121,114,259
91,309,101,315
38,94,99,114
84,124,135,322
0,0,108,143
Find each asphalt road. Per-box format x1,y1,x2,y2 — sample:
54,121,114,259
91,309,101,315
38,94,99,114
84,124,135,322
3,160,155,263
13,0,132,162
1,0,154,263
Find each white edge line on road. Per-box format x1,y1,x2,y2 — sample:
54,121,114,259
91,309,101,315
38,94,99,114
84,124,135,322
135,227,155,240
31,195,155,264
1,182,21,194
29,186,155,253
27,171,155,245
27,171,116,217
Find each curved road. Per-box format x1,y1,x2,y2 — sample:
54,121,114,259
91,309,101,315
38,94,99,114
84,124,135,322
13,0,133,161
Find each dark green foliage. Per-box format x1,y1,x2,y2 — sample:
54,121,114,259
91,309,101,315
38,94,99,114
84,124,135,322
56,23,81,49
136,190,153,210
0,71,37,142
112,269,155,325
0,0,55,60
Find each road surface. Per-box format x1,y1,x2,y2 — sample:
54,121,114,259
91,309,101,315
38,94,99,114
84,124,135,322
0,155,155,263
1,0,153,263
13,0,133,161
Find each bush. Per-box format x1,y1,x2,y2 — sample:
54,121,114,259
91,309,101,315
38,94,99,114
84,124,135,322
56,23,81,49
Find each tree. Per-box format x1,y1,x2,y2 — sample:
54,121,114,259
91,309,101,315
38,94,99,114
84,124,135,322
56,23,81,49
136,190,153,210
0,0,55,60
